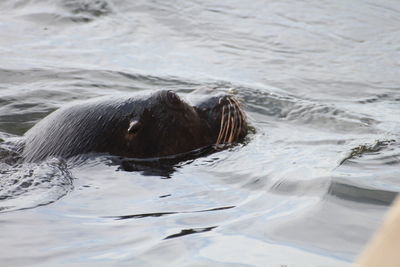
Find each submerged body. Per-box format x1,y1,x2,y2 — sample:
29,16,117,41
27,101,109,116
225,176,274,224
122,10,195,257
22,90,247,162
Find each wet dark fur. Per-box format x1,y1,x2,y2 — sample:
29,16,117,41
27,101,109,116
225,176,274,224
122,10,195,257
21,90,247,162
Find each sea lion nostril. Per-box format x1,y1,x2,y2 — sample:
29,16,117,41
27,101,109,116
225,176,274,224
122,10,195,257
218,96,232,106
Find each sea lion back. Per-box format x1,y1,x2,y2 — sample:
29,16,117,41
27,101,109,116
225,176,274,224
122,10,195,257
22,98,134,162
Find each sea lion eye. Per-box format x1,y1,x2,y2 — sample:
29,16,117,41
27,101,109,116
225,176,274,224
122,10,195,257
128,120,142,134
166,91,181,106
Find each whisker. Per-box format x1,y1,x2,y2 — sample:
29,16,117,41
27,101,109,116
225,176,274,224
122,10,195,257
230,98,243,142
222,123,229,144
227,99,236,143
216,105,226,145
216,96,246,146
228,115,235,143
232,98,243,140
232,97,246,120
223,102,232,144
232,97,246,141
219,107,230,145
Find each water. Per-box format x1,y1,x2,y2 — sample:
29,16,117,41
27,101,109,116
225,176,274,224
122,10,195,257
0,0,399,266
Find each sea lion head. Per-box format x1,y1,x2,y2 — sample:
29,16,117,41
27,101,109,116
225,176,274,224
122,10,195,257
121,90,247,158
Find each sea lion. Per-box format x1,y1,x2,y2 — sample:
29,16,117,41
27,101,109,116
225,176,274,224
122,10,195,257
21,90,247,162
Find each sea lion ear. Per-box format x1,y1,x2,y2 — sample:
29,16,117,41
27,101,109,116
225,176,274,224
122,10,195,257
127,120,142,134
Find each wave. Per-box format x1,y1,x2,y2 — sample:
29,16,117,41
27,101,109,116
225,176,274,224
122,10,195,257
1,0,115,23
0,158,74,213
237,86,379,134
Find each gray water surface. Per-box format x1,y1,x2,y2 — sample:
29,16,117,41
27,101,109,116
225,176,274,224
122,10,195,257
1,0,399,266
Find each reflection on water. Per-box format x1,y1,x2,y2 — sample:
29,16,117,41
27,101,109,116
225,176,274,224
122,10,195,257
0,0,399,266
